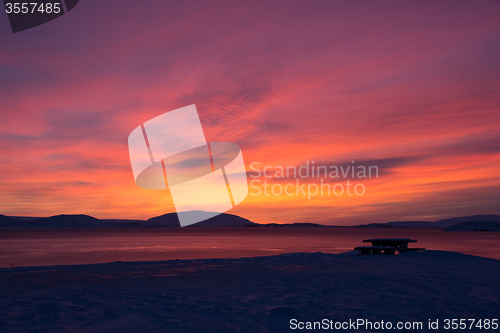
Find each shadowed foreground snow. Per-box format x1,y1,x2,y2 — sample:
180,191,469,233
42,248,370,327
0,251,499,333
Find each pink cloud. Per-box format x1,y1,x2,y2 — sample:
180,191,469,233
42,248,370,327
0,0,499,222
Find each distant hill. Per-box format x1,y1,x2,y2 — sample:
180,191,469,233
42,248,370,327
24,214,102,229
0,214,23,228
100,219,153,228
357,215,500,229
7,216,41,221
443,221,500,232
436,215,500,226
253,222,331,227
147,212,258,227
0,212,258,229
358,221,435,228
0,214,143,229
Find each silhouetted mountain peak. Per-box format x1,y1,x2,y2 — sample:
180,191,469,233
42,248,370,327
147,211,257,227
29,214,102,229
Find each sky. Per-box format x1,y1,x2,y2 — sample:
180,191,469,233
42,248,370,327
0,0,499,225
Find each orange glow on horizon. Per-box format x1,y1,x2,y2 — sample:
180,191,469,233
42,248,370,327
1,0,499,225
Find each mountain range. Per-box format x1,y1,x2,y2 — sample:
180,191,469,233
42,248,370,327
0,213,499,231
356,214,500,228
0,212,256,229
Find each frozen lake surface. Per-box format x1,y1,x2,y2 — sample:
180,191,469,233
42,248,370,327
1,227,500,267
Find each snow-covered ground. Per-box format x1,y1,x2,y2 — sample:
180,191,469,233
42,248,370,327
0,251,499,333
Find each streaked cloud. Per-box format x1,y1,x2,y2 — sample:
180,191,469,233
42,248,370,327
0,0,499,224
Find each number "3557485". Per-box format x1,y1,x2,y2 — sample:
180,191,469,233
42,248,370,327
5,2,62,14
